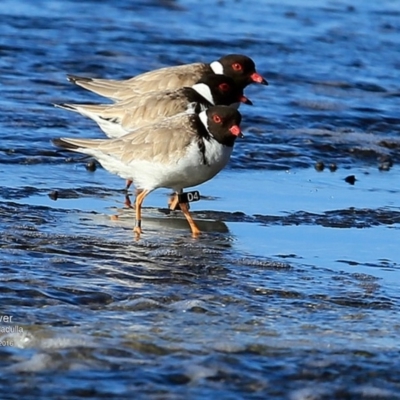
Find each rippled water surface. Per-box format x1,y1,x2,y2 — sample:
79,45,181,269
1,0,400,398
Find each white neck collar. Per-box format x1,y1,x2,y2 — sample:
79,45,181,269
198,110,211,135
192,82,215,105
210,60,224,75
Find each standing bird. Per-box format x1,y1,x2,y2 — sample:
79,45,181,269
55,74,252,139
53,105,243,238
67,54,268,101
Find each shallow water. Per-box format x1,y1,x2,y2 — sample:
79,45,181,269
1,0,400,398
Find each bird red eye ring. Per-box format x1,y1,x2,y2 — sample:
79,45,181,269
213,115,222,123
219,83,230,91
232,63,242,71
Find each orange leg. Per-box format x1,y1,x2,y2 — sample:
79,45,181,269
168,193,179,210
168,193,189,211
134,189,149,238
179,202,200,237
125,189,143,209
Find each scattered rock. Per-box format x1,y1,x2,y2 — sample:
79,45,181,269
379,162,392,171
344,175,357,185
329,163,338,172
48,190,58,201
85,160,97,172
378,156,393,171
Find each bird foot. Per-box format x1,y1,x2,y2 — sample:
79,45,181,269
124,195,134,208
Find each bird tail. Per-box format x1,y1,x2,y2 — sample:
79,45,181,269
67,74,93,84
52,138,81,150
52,137,105,151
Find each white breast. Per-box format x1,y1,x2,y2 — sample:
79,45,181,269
121,138,233,192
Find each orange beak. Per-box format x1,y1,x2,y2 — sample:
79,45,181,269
229,125,243,138
251,72,268,85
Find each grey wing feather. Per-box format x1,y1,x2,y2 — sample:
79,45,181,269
71,63,206,100
57,113,196,165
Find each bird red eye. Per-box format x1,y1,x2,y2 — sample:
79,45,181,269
219,83,230,91
213,115,222,123
232,63,242,71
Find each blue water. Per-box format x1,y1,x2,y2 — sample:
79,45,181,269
1,0,400,398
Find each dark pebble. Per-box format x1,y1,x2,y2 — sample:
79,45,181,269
344,175,356,185
379,162,392,171
329,163,338,172
86,160,97,172
315,161,325,171
48,190,58,201
378,155,393,166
